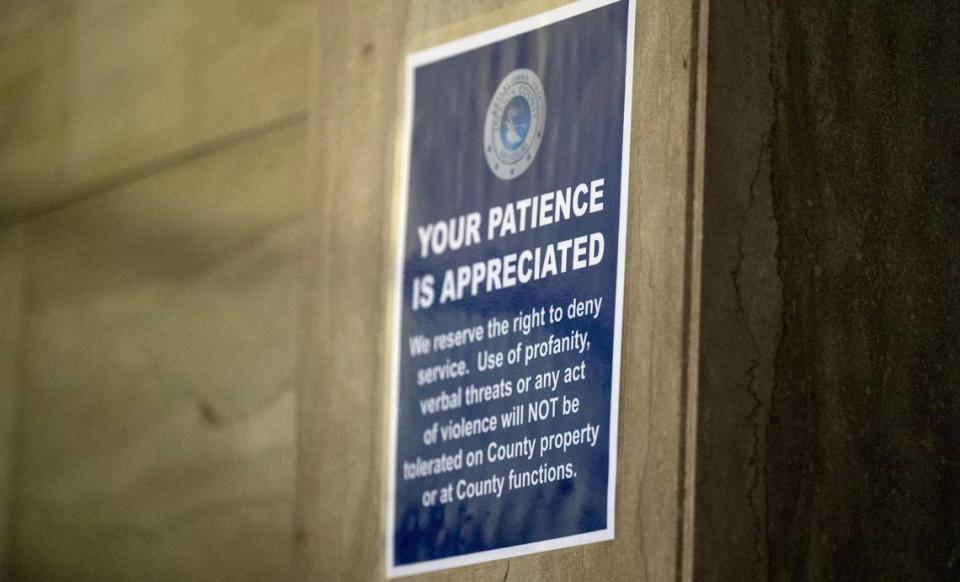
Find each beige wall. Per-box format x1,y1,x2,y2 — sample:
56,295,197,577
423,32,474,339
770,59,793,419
0,0,310,579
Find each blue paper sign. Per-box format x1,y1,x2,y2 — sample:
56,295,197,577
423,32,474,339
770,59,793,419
388,0,635,575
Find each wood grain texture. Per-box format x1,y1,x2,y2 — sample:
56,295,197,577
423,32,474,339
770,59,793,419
298,1,706,580
0,0,311,223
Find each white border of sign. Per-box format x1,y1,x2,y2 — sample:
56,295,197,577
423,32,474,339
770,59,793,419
387,0,636,576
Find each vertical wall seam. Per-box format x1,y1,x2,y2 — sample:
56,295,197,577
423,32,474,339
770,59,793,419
764,2,783,578
677,0,710,579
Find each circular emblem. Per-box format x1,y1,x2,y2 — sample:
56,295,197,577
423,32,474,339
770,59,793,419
484,68,546,180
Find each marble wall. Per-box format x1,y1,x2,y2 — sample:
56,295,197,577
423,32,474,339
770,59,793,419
0,0,311,579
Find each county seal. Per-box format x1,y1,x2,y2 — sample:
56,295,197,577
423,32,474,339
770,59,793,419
484,68,546,180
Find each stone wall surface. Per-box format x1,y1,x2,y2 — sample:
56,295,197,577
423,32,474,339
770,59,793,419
0,226,27,579
765,2,960,579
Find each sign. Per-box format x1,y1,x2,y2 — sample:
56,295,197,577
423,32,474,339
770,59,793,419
388,0,635,576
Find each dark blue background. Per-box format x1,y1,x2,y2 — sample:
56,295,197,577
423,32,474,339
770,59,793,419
395,1,629,566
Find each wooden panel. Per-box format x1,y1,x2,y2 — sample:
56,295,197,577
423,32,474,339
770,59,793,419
0,0,311,222
14,124,306,581
297,1,705,580
0,225,26,579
